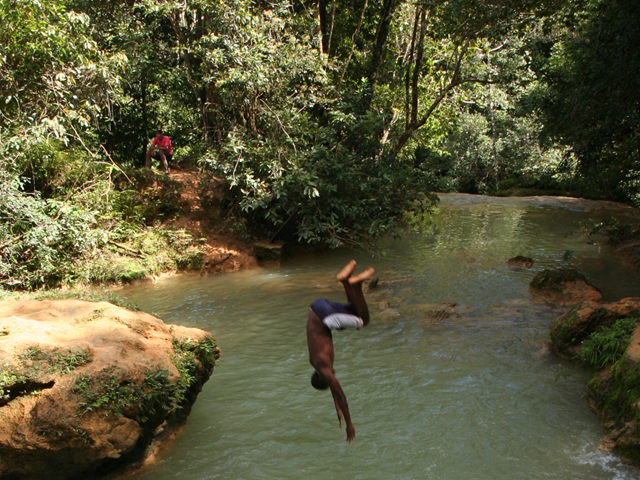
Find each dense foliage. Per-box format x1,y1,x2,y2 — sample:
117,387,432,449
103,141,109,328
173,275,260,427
1,0,639,288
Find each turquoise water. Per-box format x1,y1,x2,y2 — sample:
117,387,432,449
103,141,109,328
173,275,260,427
122,194,640,480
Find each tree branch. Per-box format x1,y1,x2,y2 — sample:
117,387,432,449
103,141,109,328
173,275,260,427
339,0,369,88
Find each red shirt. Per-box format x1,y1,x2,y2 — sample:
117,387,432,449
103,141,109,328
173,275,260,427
152,135,172,154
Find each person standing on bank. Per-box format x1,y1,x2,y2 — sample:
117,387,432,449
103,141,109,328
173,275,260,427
146,129,172,174
306,260,374,442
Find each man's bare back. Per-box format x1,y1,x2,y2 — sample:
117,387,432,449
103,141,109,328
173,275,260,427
306,260,374,442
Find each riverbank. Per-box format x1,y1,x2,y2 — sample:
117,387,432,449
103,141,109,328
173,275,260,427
164,169,257,275
549,298,640,464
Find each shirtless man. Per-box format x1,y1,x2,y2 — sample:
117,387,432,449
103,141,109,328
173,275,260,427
306,260,374,442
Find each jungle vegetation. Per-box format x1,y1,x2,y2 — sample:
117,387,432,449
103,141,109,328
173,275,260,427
1,0,639,289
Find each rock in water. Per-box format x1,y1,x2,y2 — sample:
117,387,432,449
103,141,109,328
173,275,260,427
529,268,602,305
363,275,378,291
0,299,220,480
549,297,640,358
253,241,284,261
549,298,640,464
506,256,534,268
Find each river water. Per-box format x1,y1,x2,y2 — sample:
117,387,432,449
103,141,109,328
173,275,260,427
122,194,640,480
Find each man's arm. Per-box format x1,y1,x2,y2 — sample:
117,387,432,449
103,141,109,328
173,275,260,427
319,367,355,442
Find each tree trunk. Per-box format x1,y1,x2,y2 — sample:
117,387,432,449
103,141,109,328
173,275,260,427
363,0,398,110
140,79,148,166
171,11,208,140
339,0,369,88
319,0,329,54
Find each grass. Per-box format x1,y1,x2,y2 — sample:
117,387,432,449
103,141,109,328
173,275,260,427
1,345,92,403
575,317,639,369
19,345,92,375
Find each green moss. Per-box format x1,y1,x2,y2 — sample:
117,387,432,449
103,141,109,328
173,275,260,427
175,249,204,270
73,367,177,423
72,338,218,426
170,336,218,402
0,364,27,402
530,268,588,291
0,346,91,403
18,345,92,375
550,304,581,346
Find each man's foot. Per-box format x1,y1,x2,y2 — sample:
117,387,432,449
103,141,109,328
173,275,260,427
337,260,357,283
348,267,375,285
165,169,169,174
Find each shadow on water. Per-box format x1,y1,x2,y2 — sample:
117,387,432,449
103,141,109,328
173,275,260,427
121,194,640,480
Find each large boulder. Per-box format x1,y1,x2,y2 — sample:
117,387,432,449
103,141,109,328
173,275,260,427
0,299,220,480
529,268,602,305
549,297,640,358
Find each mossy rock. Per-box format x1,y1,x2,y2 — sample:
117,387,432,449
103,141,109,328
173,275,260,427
530,268,602,305
586,353,640,465
0,299,220,480
550,298,640,358
254,241,284,261
530,268,587,291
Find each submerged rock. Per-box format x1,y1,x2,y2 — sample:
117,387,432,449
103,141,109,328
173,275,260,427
506,256,534,268
529,268,602,305
253,241,284,261
363,275,379,291
0,299,220,480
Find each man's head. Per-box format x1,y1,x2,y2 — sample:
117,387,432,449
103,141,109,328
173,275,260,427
155,129,163,139
311,370,329,390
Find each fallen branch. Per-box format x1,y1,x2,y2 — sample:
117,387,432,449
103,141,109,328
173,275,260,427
108,240,146,258
210,253,231,266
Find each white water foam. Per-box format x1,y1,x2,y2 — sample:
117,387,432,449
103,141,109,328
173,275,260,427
571,444,637,480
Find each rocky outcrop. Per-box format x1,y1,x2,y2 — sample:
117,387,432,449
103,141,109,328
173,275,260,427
507,256,534,268
549,298,640,464
585,325,640,464
0,299,220,480
615,229,640,270
529,268,602,305
549,297,640,359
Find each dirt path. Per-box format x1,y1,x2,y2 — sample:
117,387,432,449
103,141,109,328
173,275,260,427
168,169,257,274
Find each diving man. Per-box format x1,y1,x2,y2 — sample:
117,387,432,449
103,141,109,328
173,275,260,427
306,260,374,442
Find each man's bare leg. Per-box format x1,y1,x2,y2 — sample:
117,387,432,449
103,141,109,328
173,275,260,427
336,260,357,283
337,260,374,325
158,151,169,173
145,149,153,168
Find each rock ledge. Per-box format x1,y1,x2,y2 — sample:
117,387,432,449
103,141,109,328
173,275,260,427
0,299,220,480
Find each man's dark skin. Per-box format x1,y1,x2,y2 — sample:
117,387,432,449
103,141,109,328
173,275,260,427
145,130,171,173
306,260,374,442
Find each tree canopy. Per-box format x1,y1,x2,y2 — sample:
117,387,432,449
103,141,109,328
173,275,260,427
1,0,639,288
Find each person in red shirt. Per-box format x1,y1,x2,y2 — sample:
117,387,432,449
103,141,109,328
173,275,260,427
145,129,172,174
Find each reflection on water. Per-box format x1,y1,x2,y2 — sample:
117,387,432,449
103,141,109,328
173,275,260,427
122,194,640,480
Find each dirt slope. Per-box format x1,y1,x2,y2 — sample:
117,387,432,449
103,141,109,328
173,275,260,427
168,169,257,273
